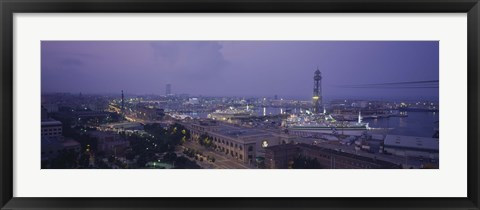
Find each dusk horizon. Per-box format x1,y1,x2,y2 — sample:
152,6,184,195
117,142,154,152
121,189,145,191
41,41,439,101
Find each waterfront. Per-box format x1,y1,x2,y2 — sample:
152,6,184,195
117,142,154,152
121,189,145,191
255,107,440,138
183,107,439,138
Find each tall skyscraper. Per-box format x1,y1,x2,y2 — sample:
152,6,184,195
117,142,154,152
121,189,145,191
312,68,322,113
166,84,172,96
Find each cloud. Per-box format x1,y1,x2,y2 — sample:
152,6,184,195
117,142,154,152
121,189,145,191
42,50,99,72
149,41,228,79
59,57,85,68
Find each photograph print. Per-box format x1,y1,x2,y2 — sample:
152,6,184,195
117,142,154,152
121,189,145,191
41,41,439,169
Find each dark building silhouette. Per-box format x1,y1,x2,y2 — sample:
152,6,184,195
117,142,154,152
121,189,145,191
265,143,401,169
166,84,172,96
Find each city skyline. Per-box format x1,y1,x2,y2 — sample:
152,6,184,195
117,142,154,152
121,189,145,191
41,41,439,169
42,41,439,101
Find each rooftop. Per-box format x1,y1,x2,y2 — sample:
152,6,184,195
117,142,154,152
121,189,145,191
41,120,62,127
88,130,118,138
384,135,439,151
191,121,271,140
214,124,269,138
266,143,401,168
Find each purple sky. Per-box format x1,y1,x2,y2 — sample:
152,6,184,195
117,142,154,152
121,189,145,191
41,41,439,101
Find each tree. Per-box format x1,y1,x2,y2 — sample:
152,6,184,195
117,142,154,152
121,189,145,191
49,149,78,169
292,155,322,169
173,157,201,169
199,133,213,148
108,155,116,163
125,150,136,161
136,155,148,168
78,153,90,168
163,152,177,163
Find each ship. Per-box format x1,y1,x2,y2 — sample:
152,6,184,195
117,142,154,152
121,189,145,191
289,122,369,131
207,106,256,121
286,111,370,135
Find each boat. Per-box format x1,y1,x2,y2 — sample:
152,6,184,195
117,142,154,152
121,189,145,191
286,111,370,135
289,122,369,131
207,107,256,121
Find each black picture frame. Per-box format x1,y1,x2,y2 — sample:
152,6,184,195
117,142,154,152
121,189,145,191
1,0,479,209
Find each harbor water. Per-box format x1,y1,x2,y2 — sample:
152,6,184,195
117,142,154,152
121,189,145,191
363,111,439,138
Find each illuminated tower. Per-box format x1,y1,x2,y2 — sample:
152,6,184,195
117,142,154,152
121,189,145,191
358,111,362,123
121,90,125,113
312,68,322,114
